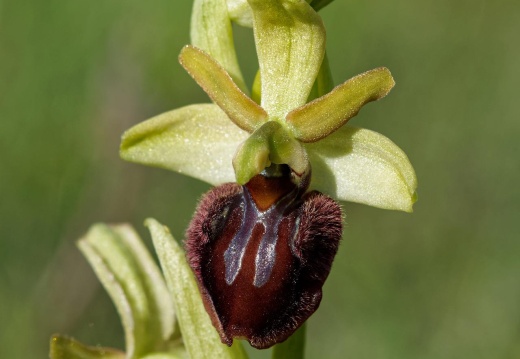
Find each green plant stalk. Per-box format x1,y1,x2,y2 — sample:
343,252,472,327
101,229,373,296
271,323,306,359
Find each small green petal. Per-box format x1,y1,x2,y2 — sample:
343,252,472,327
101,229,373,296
306,126,417,212
120,104,248,186
77,224,175,358
248,0,325,118
227,0,254,27
191,0,248,92
287,67,395,142
50,335,125,359
179,46,267,133
146,219,249,359
233,121,309,184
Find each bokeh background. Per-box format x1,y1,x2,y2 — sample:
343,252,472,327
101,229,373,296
1,0,519,358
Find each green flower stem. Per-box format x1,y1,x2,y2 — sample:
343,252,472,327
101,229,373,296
271,323,306,359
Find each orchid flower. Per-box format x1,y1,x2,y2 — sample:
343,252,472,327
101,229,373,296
50,0,417,356
118,0,417,351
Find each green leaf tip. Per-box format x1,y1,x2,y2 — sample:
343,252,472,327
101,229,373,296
145,218,248,359
287,67,395,143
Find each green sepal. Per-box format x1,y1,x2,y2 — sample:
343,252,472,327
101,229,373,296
248,0,326,118
306,126,417,212
287,67,395,142
50,335,125,359
120,104,248,186
179,45,267,133
233,121,308,184
191,0,247,92
77,224,175,358
145,219,249,359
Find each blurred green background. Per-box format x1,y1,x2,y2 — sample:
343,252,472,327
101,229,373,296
1,0,519,358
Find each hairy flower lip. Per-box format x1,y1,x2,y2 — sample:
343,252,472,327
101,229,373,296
185,168,342,349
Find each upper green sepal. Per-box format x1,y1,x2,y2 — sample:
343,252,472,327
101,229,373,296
248,0,326,118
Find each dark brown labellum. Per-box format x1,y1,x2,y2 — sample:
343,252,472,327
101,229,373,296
185,167,342,349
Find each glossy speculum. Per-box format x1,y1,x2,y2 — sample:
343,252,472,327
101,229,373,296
186,165,342,349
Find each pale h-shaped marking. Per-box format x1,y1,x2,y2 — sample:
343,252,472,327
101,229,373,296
223,187,298,287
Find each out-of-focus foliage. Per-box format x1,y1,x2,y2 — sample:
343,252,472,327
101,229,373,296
1,0,519,358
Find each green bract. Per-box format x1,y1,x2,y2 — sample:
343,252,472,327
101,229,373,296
120,0,417,212
50,221,247,359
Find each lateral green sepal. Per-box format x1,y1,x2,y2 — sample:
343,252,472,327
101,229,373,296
120,104,248,186
306,126,417,212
